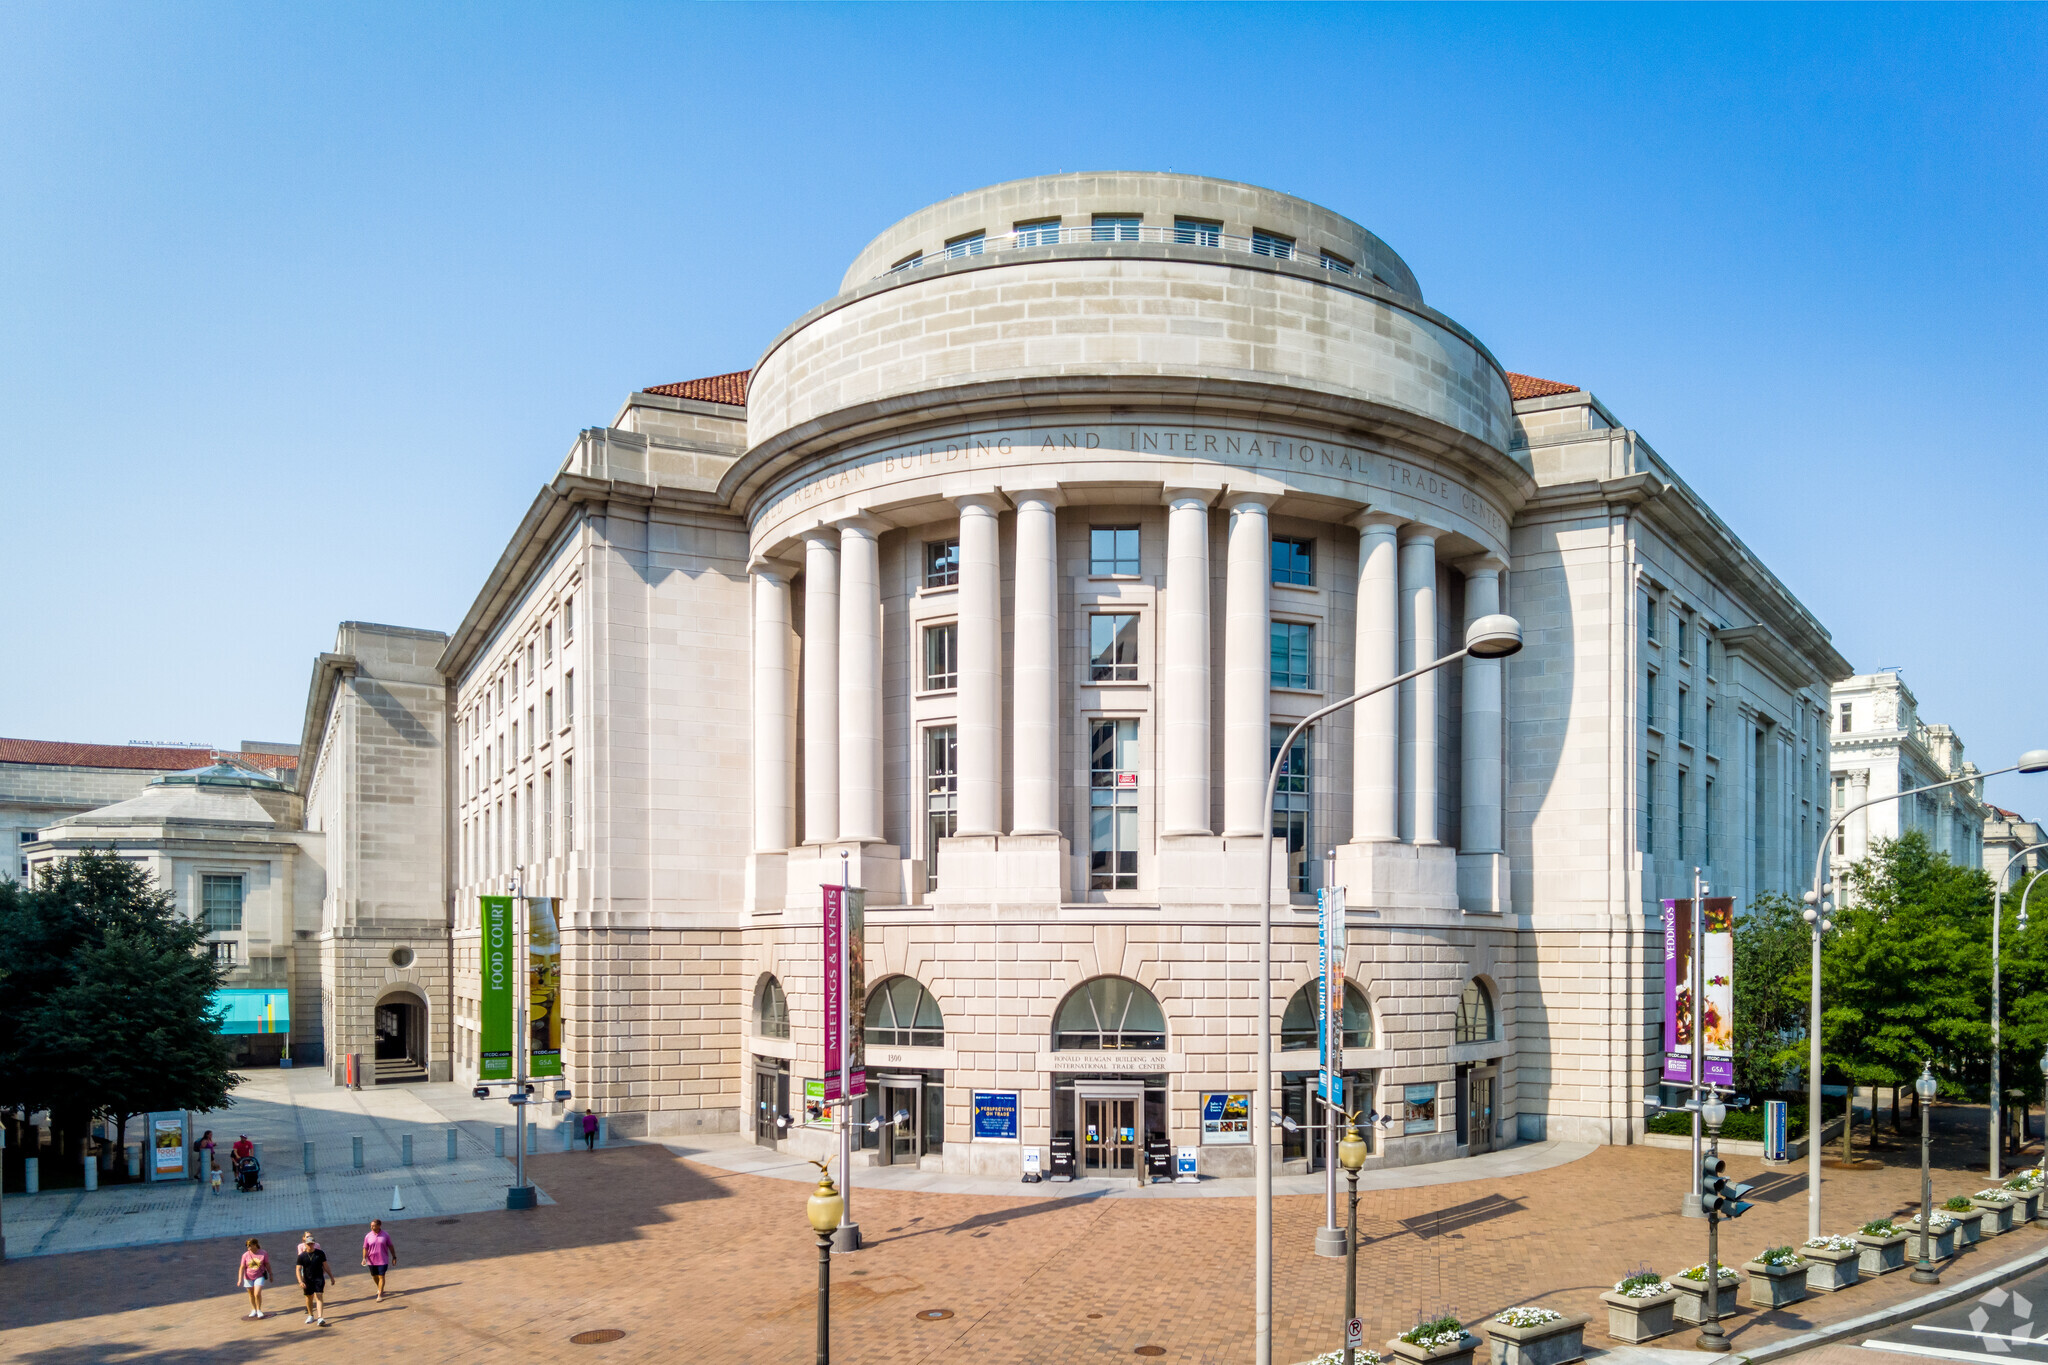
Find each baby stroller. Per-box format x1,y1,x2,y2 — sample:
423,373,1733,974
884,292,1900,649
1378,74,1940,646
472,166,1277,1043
234,1154,262,1193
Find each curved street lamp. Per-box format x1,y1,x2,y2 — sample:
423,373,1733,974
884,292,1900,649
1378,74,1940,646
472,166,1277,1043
1803,750,2048,1239
1253,613,1523,1364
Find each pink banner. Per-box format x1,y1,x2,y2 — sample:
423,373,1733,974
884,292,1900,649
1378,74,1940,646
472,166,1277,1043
821,883,866,1103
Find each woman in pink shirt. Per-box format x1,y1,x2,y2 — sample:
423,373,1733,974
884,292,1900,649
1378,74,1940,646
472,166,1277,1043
361,1219,396,1301
237,1238,271,1319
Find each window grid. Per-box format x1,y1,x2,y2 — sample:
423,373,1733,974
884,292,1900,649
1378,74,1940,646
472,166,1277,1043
925,538,960,587
1271,622,1314,689
1089,614,1139,682
1454,981,1495,1044
1091,214,1141,242
1013,218,1061,247
200,874,244,932
1271,535,1314,586
1089,526,1139,575
924,622,959,690
1645,756,1658,855
1271,723,1312,893
1173,218,1222,246
1089,720,1139,890
1251,229,1295,259
944,231,985,259
925,726,958,892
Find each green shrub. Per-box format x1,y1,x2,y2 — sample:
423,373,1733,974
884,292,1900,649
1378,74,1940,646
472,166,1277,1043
1645,1105,1805,1141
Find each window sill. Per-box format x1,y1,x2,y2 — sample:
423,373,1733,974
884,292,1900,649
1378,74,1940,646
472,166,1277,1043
1082,680,1149,691
1272,581,1320,596
916,686,958,700
1271,685,1322,697
1646,723,1665,738
917,584,959,598
1086,573,1145,583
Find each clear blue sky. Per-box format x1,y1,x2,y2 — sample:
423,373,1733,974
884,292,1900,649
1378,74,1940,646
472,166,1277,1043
4,4,2043,810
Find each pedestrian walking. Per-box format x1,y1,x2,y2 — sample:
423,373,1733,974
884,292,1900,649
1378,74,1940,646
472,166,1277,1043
581,1109,598,1150
361,1219,396,1301
210,1161,223,1195
192,1130,216,1181
295,1232,333,1326
237,1238,271,1319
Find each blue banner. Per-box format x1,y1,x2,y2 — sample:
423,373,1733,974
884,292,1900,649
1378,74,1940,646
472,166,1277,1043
213,988,291,1035
973,1091,1018,1140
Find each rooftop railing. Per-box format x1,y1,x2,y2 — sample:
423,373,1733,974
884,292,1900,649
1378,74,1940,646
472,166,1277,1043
880,223,1385,284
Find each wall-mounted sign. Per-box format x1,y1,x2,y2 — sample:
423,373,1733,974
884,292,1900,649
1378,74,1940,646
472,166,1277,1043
1404,1083,1439,1135
1201,1092,1251,1145
972,1091,1019,1140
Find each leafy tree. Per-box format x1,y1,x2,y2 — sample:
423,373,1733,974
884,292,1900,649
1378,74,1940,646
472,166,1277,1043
1733,892,1809,1099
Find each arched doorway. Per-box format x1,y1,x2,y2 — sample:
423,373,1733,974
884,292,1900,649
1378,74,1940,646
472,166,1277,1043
372,987,428,1084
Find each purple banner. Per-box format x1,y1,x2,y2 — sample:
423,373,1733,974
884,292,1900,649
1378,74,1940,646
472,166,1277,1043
821,883,866,1104
1663,897,1734,1087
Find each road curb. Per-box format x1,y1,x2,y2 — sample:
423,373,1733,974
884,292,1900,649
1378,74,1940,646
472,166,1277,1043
1736,1234,2048,1363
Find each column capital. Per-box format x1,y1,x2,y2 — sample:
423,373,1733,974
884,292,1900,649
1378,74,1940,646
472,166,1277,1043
1163,486,1219,509
1397,522,1442,545
799,526,840,546
1456,553,1508,576
1348,509,1405,533
747,555,799,579
955,492,1009,516
1223,490,1280,511
1003,482,1066,508
834,513,888,537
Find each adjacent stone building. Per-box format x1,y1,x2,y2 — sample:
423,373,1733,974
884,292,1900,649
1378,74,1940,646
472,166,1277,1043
1984,805,2046,886
291,173,1848,1174
1827,671,1989,879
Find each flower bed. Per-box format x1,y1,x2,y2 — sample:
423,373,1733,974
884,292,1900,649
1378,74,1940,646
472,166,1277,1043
1611,1273,1672,1299
1801,1236,1861,1292
2004,1174,2042,1223
1974,1189,2018,1236
1948,1199,1987,1246
1495,1309,1564,1328
1306,1352,1384,1365
1600,1274,1679,1344
1670,1263,1744,1325
1743,1247,1810,1310
1385,1318,1475,1365
1904,1212,1958,1260
1857,1221,1910,1276
1485,1308,1589,1365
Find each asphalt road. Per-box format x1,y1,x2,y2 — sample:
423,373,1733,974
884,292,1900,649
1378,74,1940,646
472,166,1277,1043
1863,1260,2048,1364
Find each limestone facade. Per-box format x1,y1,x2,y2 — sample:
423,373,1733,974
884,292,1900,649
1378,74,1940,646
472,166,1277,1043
1827,671,1989,882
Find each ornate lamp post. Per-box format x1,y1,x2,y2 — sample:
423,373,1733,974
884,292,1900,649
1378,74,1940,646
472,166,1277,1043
1696,1095,1731,1354
1338,1113,1370,1365
806,1161,845,1365
1912,1062,1941,1285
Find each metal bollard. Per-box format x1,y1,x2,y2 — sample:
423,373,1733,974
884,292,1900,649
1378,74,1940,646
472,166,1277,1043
447,1128,458,1162
352,1135,364,1169
401,1134,413,1167
525,1122,537,1155
304,1141,315,1176
597,1116,608,1148
494,1126,504,1157
24,1157,38,1194
561,1122,574,1152
251,1141,261,1167
126,1146,140,1180
83,1148,98,1192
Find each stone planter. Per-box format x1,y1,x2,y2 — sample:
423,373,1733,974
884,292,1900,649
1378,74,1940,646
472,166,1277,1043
1486,1314,1589,1365
1742,1259,1811,1310
1670,1274,1744,1325
2013,1190,2041,1224
1973,1197,2016,1235
1599,1290,1679,1345
1803,1245,1861,1293
1857,1231,1910,1275
1386,1331,1479,1365
1903,1221,1957,1261
1951,1209,1985,1246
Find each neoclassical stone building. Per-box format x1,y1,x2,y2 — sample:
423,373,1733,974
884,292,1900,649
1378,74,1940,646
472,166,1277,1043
312,174,1849,1174
1828,670,1989,876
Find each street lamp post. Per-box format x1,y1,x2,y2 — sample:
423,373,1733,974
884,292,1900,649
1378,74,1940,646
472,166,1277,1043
1913,1062,1940,1285
1338,1114,1369,1365
1697,1095,1731,1354
1253,613,1524,1365
806,1161,845,1365
1804,751,2048,1239
1989,845,2048,1181
2039,1047,2048,1176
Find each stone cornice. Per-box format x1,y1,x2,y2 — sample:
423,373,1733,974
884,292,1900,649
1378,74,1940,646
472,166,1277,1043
296,652,356,800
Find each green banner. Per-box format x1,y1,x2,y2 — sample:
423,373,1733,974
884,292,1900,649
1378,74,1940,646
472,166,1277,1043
480,895,514,1080
529,897,563,1077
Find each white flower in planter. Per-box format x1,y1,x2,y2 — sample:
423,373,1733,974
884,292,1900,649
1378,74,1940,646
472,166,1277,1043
1612,1272,1672,1299
1309,1352,1384,1365
1803,1234,1858,1252
1493,1308,1565,1328
1974,1188,2016,1204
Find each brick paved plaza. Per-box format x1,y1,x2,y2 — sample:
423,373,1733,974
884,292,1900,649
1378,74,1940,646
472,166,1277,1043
1,1107,2041,1364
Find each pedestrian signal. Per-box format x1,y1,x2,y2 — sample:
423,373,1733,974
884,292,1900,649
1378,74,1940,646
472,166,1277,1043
1700,1153,1753,1218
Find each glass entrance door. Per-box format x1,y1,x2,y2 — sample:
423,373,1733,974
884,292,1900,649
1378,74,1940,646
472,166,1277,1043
752,1063,789,1149
1467,1072,1495,1154
1283,1072,1373,1170
1081,1096,1138,1173
878,1082,921,1165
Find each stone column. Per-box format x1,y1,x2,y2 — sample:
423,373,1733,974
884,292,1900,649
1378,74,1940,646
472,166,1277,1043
1459,556,1507,854
837,517,884,844
1011,490,1061,835
1163,491,1214,836
1350,512,1403,843
1223,495,1273,836
800,531,840,844
956,494,1005,837
1398,525,1440,845
750,559,795,853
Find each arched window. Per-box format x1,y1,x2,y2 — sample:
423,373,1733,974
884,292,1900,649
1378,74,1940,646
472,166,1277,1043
1455,979,1494,1044
755,975,790,1040
1053,976,1165,1051
1280,980,1373,1050
865,976,944,1047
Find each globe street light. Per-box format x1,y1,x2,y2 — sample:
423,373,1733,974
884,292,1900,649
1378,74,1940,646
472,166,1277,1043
1913,1062,1941,1285
1338,1112,1371,1365
1804,750,2048,1239
1253,613,1522,1365
806,1162,845,1365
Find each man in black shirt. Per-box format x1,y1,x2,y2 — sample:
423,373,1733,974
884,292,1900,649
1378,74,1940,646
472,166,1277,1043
295,1232,333,1326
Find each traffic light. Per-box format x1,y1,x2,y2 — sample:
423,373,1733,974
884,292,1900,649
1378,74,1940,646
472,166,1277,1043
1700,1153,1754,1218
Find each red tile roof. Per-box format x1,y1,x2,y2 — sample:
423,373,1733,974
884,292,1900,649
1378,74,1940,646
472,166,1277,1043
0,738,298,772
1506,372,1581,401
642,370,749,407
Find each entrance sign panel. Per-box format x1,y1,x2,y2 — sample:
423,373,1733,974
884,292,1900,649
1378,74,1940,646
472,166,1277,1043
528,897,563,1078
821,884,867,1103
1201,1091,1251,1144
1661,898,1734,1086
973,1091,1019,1140
479,896,514,1080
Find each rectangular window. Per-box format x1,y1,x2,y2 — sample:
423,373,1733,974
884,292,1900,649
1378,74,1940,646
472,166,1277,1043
1705,776,1716,860
1089,614,1139,682
1677,615,1690,662
527,642,536,681
563,595,574,642
1251,229,1294,259
1677,686,1689,743
1705,700,1715,753
1646,598,1660,642
510,658,518,696
1089,525,1139,575
1643,668,1657,730
1678,772,1690,862
1832,775,1847,809
1091,213,1141,242
944,230,985,259
1703,635,1714,675
1173,217,1221,246
1271,621,1314,689
1013,217,1060,247
1839,702,1853,733
925,537,959,587
510,790,519,866
528,708,537,752
545,689,555,734
925,726,958,892
565,671,574,724
1645,756,1658,855
564,758,575,851
210,940,239,964
201,873,244,932
924,622,959,690
543,770,554,861
1089,719,1140,890
544,621,553,662
1272,723,1312,893
511,721,519,758
1319,249,1354,275
1271,535,1314,586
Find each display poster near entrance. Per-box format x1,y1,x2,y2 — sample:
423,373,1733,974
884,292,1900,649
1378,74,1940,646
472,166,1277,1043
1201,1091,1251,1144
528,896,563,1078
1661,898,1734,1086
821,883,867,1103
803,1079,832,1126
973,1092,1019,1140
152,1115,186,1176
1404,1082,1439,1135
1317,885,1347,1109
479,895,514,1080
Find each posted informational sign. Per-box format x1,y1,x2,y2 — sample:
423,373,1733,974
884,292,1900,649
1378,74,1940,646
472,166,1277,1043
1022,1147,1043,1177
804,1079,832,1127
1318,885,1348,1108
213,988,292,1035
1662,897,1735,1087
479,895,515,1080
821,883,867,1103
152,1116,186,1176
1201,1091,1251,1144
1348,1318,1365,1349
973,1092,1019,1140
528,897,564,1078
1175,1146,1199,1180
1404,1082,1439,1135
1764,1099,1789,1162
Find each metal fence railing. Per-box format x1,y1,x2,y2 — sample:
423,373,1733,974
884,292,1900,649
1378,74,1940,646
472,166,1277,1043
880,223,1379,283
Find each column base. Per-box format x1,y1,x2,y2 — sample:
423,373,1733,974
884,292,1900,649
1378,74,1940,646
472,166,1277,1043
927,833,1068,912
1157,834,1290,910
1457,850,1510,915
1333,841,1458,911
784,841,907,908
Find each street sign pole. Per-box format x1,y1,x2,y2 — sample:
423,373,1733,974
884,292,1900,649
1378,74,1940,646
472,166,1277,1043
1313,858,1347,1258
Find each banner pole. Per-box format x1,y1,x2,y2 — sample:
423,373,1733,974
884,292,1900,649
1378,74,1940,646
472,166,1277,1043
833,850,861,1252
